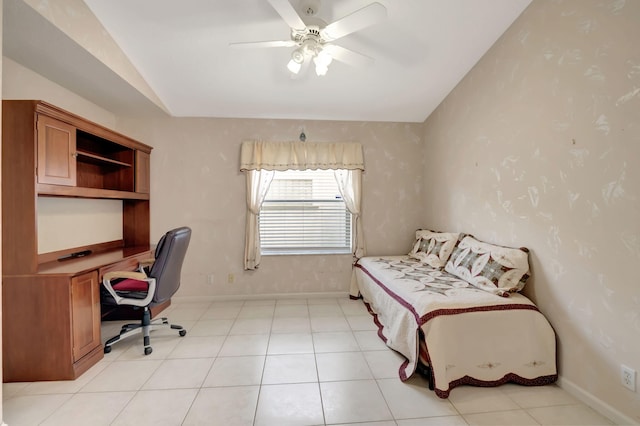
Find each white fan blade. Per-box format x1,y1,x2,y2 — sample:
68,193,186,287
267,0,306,31
321,2,387,41
229,40,297,48
323,44,374,67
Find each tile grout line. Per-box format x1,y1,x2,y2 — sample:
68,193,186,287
310,303,329,426
251,299,278,426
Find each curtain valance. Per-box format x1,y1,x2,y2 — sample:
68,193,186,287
240,140,364,171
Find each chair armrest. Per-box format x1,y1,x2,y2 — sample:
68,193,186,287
138,258,155,269
104,271,147,282
102,271,156,308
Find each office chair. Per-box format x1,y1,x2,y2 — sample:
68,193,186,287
101,226,191,355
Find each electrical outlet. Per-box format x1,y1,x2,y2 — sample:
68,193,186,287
228,273,235,284
621,365,636,391
207,274,215,285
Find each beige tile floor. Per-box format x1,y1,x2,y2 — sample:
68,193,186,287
3,297,616,425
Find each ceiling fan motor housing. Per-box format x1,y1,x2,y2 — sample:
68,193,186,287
291,25,326,58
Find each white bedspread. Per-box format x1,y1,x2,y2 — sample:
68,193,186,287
353,256,557,398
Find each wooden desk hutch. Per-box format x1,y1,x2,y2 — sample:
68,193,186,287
2,100,156,382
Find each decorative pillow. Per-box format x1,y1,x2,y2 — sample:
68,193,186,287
444,236,530,296
408,229,460,269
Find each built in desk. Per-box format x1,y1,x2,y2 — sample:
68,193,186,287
2,246,161,382
2,100,156,383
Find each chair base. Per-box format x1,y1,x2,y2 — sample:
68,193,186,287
101,299,172,321
103,307,186,355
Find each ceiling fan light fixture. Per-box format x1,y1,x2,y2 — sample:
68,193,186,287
287,58,302,74
291,47,305,64
313,49,332,76
315,64,328,76
287,47,306,74
315,49,332,67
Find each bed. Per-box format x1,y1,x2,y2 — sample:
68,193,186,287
351,232,558,398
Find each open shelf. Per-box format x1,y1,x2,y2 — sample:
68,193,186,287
37,184,150,200
76,150,133,168
75,130,135,191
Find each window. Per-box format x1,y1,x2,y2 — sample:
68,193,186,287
259,169,352,254
241,140,364,270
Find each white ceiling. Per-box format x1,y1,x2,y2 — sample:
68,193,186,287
11,0,533,123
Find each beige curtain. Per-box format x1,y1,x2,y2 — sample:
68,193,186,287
241,140,365,271
334,169,365,259
244,169,274,270
240,140,364,171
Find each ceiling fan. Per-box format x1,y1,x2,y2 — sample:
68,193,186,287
230,0,387,77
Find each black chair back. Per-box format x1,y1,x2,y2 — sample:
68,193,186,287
149,227,191,303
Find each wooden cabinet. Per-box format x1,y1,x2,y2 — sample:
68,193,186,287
1,251,153,382
35,107,141,196
2,273,104,382
71,271,101,362
136,150,151,193
37,115,77,186
2,100,153,272
2,100,155,382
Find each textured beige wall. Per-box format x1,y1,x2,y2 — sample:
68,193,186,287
36,198,122,254
423,0,639,421
117,116,425,297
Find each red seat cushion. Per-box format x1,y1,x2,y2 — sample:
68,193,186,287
112,278,149,292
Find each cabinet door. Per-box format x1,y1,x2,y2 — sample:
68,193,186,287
135,150,151,193
71,271,101,361
37,115,77,186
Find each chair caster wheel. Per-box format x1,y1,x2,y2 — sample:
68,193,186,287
179,330,187,337
144,347,152,355
104,345,112,354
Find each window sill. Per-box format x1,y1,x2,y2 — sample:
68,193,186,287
261,249,352,256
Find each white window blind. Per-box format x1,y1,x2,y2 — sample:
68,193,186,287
260,169,352,254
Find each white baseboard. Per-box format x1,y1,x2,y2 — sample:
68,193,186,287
173,291,351,303
557,376,638,425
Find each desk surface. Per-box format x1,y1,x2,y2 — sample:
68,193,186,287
33,245,152,276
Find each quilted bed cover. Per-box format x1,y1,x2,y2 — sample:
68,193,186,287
353,256,557,398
